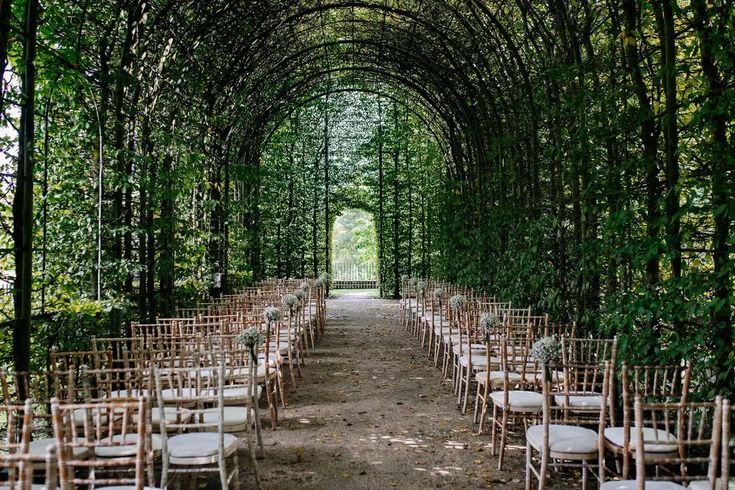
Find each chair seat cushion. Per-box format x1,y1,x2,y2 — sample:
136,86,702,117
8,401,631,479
95,434,162,457
604,426,678,453
458,354,490,368
73,407,109,426
167,432,238,464
202,407,255,432
453,344,486,355
142,407,192,429
527,424,598,458
600,481,685,489
0,485,55,490
688,478,734,490
105,388,149,399
160,387,198,403
489,390,543,411
205,385,263,404
208,365,275,379
432,322,450,332
553,391,603,409
97,487,161,490
475,371,521,385
30,437,88,459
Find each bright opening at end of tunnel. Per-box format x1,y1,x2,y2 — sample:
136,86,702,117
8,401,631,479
331,209,378,291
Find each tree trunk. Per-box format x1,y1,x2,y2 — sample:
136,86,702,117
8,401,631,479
159,149,175,315
0,0,13,115
323,99,331,280
622,0,662,342
377,100,385,297
655,0,683,338
12,0,39,384
692,0,733,396
392,103,400,298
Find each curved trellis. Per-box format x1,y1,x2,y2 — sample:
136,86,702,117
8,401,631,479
0,0,731,400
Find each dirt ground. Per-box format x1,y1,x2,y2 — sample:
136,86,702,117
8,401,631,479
241,292,579,489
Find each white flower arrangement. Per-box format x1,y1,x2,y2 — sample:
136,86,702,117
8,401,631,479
416,280,427,293
401,274,409,283
434,288,445,301
300,281,310,292
410,277,418,288
237,327,263,348
531,336,561,365
319,272,331,285
315,277,324,288
263,306,282,323
479,312,501,332
282,293,299,312
449,294,466,310
294,290,305,304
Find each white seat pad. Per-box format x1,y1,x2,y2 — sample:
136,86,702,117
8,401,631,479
600,481,685,489
73,407,109,426
688,478,735,490
458,354,489,367
0,485,55,490
142,407,192,427
453,344,486,355
202,407,255,431
30,437,88,458
105,388,149,399
475,371,520,385
97,487,161,490
553,391,603,409
604,426,678,453
205,384,263,403
489,390,543,410
527,424,598,456
160,387,198,403
167,432,238,462
95,434,162,458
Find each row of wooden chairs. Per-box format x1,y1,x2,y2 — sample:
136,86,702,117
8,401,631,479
398,278,733,489
2,277,329,489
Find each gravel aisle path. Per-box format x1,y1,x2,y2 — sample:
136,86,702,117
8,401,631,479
251,292,551,489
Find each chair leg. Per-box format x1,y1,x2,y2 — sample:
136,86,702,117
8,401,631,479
539,437,549,490
473,385,481,424
277,371,287,409
286,351,297,385
525,439,533,490
232,451,241,490
264,376,277,429
490,405,498,456
461,374,470,414
497,410,509,470
478,384,490,434
161,454,170,489
217,454,228,490
455,365,462,398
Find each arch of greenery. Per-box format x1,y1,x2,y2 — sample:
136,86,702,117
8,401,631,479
0,0,732,398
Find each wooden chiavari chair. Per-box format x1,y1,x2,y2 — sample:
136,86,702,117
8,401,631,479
601,361,692,480
1,399,58,490
454,300,489,414
490,336,544,470
153,366,242,490
599,396,723,490
525,361,612,490
51,396,158,490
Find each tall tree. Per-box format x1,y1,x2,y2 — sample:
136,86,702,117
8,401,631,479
12,0,40,384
